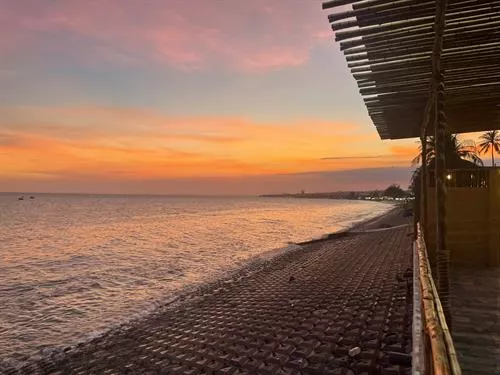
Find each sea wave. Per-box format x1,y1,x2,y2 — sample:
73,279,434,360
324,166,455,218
0,242,305,371
0,195,392,364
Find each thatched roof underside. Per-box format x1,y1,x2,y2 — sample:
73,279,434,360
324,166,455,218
322,0,500,140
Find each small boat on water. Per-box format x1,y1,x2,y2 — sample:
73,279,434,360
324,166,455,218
29,196,35,200
18,196,25,201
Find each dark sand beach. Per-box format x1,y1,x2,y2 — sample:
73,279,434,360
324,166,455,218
5,208,413,375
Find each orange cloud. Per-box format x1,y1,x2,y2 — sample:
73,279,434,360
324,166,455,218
390,145,418,158
0,105,416,182
2,0,329,72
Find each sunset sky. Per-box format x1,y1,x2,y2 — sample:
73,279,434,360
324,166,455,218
0,1,486,194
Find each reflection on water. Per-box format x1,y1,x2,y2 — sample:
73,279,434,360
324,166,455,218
0,194,391,362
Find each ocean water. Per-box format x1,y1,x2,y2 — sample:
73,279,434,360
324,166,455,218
0,194,391,364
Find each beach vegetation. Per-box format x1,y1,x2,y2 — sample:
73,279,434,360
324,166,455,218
412,133,483,168
478,130,500,167
383,184,406,199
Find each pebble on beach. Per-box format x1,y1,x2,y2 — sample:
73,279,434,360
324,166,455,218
348,347,361,357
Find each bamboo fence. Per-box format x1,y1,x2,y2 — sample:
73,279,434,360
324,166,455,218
416,225,462,375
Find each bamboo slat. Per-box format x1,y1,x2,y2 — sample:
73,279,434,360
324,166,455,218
416,225,462,375
322,0,500,139
417,228,451,374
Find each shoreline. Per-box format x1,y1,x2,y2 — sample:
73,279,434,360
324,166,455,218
349,205,404,231
1,206,407,372
297,203,400,246
11,208,413,374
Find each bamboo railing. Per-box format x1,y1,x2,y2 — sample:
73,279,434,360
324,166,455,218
414,224,461,375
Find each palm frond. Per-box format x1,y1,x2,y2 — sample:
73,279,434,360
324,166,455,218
411,154,421,166
411,132,486,167
478,141,491,152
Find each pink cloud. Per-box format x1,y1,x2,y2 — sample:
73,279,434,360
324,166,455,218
2,0,329,72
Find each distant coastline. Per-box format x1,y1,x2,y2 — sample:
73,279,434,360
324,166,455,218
260,190,411,202
260,192,363,199
2,190,410,201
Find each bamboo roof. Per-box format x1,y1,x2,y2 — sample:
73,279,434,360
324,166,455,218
322,0,500,140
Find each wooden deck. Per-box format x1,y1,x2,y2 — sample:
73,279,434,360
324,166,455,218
451,267,500,374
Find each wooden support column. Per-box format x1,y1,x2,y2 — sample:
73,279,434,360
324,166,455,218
419,91,434,260
432,0,451,325
420,125,429,258
435,72,451,325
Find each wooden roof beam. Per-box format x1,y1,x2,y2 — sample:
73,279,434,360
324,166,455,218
353,0,418,11
328,0,427,23
341,25,434,49
355,1,500,26
335,18,433,42
346,27,500,58
322,0,362,10
327,9,356,23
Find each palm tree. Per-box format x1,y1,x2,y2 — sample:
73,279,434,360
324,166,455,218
410,132,483,242
412,133,483,167
478,130,500,167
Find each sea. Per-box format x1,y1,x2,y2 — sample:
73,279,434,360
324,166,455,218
0,194,392,366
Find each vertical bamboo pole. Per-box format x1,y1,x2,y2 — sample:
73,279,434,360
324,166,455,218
420,89,434,268
420,129,429,261
435,72,451,325
432,0,451,325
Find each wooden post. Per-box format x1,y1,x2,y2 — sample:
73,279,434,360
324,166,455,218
432,0,451,325
420,128,429,257
419,86,434,268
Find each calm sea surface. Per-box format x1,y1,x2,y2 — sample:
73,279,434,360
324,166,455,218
0,194,391,363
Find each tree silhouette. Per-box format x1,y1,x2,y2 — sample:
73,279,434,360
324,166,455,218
478,130,500,167
383,184,405,198
412,133,483,167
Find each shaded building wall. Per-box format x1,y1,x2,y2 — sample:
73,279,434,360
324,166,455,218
425,168,499,266
488,168,500,266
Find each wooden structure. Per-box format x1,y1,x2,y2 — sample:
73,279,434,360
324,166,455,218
415,225,461,375
322,0,500,140
427,168,500,267
321,0,500,374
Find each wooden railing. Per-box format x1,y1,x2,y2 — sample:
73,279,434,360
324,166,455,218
413,224,462,375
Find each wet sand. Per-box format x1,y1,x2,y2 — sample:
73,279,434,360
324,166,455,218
349,206,411,232
5,209,413,375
